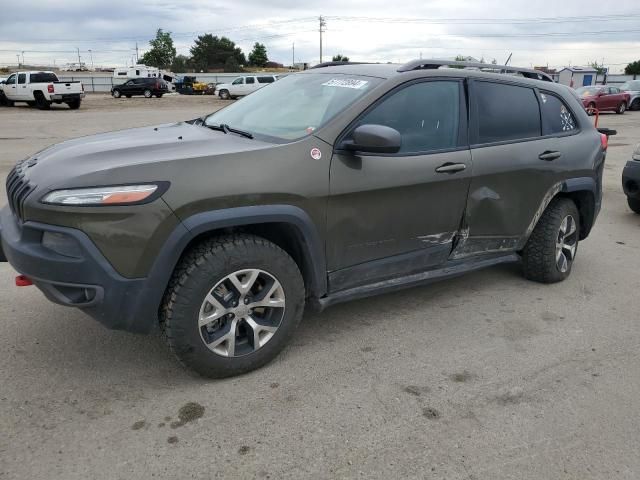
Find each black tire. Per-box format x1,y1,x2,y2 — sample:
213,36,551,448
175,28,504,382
162,234,305,378
631,98,640,111
143,89,153,98
628,197,640,214
112,89,121,98
67,99,81,110
219,89,230,100
616,102,627,114
522,198,580,284
0,92,14,107
587,102,596,116
125,95,132,98
156,94,163,98
34,92,51,110
27,101,35,107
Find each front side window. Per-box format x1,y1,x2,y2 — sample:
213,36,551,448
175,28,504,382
539,92,577,135
6,74,15,84
205,73,382,142
349,81,460,153
232,77,244,85
17,74,26,84
610,87,620,94
475,82,541,144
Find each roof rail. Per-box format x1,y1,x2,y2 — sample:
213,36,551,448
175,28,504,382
310,61,372,69
397,59,554,82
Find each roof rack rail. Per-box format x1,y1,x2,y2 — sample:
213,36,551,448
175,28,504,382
397,59,554,82
310,61,371,69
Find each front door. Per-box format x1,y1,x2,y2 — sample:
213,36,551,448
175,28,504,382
16,73,29,101
4,74,17,99
327,79,471,291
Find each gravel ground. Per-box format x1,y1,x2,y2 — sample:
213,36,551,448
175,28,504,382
1,94,639,480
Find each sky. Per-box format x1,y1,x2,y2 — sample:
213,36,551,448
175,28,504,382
1,0,639,73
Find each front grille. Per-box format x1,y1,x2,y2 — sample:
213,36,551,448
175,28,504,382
6,160,36,221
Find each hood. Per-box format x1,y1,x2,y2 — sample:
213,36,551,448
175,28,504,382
18,122,273,190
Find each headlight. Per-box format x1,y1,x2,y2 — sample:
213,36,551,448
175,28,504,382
41,184,162,206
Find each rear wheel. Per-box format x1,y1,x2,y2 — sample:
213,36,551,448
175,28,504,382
219,89,230,100
522,198,580,283
67,99,81,110
143,89,153,98
34,92,51,110
112,89,121,98
631,98,640,111
616,102,627,114
155,94,163,98
162,234,305,378
628,197,640,214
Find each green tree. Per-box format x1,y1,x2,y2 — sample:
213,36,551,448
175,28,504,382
332,54,350,62
248,43,268,67
171,54,191,73
624,60,640,75
224,56,240,73
589,61,606,75
190,34,246,71
140,29,176,69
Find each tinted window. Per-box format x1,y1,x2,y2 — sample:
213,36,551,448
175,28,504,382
17,74,26,84
246,77,255,84
232,78,244,85
354,81,460,153
30,73,58,83
476,82,541,143
117,72,127,76
6,74,16,83
539,92,577,135
257,76,275,84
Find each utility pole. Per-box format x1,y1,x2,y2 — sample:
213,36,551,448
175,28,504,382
319,16,326,64
76,47,81,64
16,54,20,67
88,49,94,70
135,42,139,63
292,42,295,68
21,51,25,66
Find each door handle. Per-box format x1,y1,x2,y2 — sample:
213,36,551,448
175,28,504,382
435,162,467,174
539,151,562,161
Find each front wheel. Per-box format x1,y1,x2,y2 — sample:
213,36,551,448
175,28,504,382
112,90,121,98
162,235,305,378
616,102,627,114
628,197,640,214
522,198,580,283
143,89,153,98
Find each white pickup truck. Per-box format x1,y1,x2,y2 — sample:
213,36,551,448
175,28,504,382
0,71,84,109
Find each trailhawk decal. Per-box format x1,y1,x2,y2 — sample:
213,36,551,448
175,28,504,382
321,78,369,89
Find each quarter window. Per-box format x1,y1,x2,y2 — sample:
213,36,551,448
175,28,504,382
539,92,577,135
475,82,541,144
257,76,275,84
352,81,460,153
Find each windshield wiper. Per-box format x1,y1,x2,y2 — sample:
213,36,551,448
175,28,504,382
206,123,254,139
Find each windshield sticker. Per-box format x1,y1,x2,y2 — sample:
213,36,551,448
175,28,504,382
310,147,322,160
322,78,369,89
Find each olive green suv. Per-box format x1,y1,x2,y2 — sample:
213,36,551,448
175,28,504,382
1,60,608,377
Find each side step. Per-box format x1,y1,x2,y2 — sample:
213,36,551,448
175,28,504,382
314,253,520,311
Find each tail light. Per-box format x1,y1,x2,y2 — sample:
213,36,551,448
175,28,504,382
600,133,608,151
47,84,54,93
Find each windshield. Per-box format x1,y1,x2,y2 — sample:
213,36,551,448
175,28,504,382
205,73,382,142
620,80,640,91
575,87,601,96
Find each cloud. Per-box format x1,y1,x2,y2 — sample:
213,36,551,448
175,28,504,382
1,0,639,72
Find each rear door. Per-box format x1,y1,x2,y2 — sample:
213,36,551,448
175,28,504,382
244,76,257,94
460,80,562,257
327,79,472,290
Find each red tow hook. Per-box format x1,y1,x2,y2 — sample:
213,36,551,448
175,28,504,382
15,275,33,287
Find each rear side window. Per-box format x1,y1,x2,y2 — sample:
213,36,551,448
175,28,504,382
353,81,460,154
30,73,58,83
246,77,255,84
17,74,26,84
475,82,541,144
257,76,275,84
539,92,577,135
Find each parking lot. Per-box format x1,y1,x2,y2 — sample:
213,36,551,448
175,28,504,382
1,95,639,479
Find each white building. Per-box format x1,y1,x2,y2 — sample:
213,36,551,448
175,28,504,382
558,67,597,88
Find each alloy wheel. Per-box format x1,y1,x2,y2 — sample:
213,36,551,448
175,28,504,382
555,215,578,273
198,269,286,357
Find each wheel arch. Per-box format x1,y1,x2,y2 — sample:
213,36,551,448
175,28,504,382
558,177,597,240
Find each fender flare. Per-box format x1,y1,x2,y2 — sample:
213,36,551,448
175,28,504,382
140,205,327,318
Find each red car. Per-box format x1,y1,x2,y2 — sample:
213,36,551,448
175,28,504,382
575,85,630,115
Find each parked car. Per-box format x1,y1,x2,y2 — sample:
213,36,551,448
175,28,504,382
111,77,168,98
0,71,84,109
1,60,608,378
215,74,278,99
619,80,640,111
622,142,640,214
574,85,630,115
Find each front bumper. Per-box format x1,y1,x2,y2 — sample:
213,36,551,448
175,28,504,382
0,206,157,333
622,160,640,199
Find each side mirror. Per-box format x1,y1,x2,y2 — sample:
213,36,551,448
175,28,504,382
342,124,401,154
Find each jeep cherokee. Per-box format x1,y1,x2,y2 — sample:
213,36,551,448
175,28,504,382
0,60,608,378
